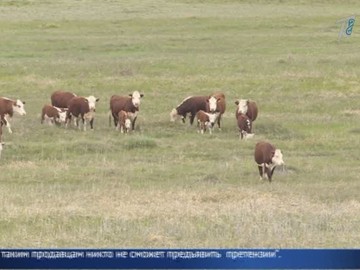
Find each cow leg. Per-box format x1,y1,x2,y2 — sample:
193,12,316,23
2,116,12,134
257,165,264,180
89,118,94,130
189,113,196,125
217,114,222,130
132,116,137,130
81,116,85,131
268,166,276,182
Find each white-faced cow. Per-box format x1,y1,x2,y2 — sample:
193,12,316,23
109,91,144,131
41,105,67,125
51,90,77,109
170,95,219,125
0,97,26,134
211,92,226,129
254,141,284,182
235,99,258,122
118,110,133,134
237,113,254,140
196,110,219,134
65,96,99,131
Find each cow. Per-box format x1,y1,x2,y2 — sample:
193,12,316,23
41,105,67,125
254,141,284,182
237,113,254,139
51,90,77,109
211,92,226,129
109,91,144,131
0,97,26,134
65,96,99,131
235,99,258,122
196,110,219,134
117,110,133,134
170,95,218,125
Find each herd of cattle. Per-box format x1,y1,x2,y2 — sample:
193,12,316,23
0,90,284,182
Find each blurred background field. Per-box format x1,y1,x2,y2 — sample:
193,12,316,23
0,0,359,247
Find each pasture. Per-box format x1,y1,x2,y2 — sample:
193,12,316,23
0,0,359,248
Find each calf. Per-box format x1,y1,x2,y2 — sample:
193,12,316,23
0,97,26,134
41,105,67,125
196,110,218,134
118,110,133,134
109,91,144,130
170,95,218,125
51,90,77,109
237,113,254,139
66,96,99,131
254,141,284,182
235,99,258,122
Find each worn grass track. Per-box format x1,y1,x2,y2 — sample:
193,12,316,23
0,0,359,247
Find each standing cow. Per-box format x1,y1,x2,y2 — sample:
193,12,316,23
235,99,258,122
65,96,99,131
254,141,284,182
51,90,77,109
41,105,67,125
0,97,26,134
170,95,218,125
211,92,226,129
109,91,144,131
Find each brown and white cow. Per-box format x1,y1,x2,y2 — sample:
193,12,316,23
254,141,284,182
65,96,99,131
51,90,77,109
170,95,218,125
235,99,258,122
41,105,67,125
210,92,226,129
196,110,219,134
0,97,26,134
237,113,254,140
109,91,144,131
118,110,133,134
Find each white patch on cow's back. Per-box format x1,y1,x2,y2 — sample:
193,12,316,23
177,96,192,108
237,99,248,115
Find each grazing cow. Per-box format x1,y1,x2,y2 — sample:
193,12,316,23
235,99,258,122
118,110,132,134
41,105,67,125
196,110,219,134
237,113,254,139
0,97,26,134
66,96,99,131
211,92,226,129
109,91,144,130
254,141,284,182
51,90,77,109
170,95,218,125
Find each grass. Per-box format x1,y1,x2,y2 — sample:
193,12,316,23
0,0,360,248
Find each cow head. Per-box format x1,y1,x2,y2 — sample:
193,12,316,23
272,149,284,166
206,112,218,127
58,110,67,123
207,96,218,113
170,108,179,122
129,91,143,108
13,100,26,116
125,118,131,132
235,99,248,115
85,96,99,111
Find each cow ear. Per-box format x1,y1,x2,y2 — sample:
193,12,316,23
129,94,133,97
140,94,144,98
235,100,239,105
96,98,100,102
22,101,26,105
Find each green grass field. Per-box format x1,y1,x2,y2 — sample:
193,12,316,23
0,0,359,248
